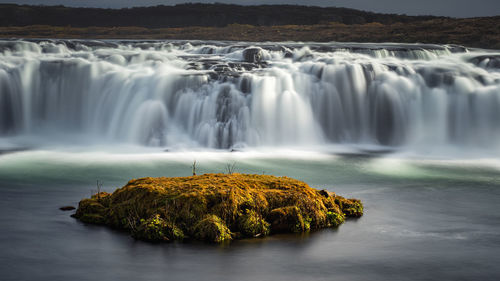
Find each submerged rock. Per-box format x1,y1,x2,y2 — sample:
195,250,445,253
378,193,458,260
73,174,363,243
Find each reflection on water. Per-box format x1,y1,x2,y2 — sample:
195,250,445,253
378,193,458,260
0,151,500,281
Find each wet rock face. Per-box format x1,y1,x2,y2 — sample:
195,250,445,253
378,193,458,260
185,58,265,82
243,48,263,63
469,55,500,69
72,174,363,243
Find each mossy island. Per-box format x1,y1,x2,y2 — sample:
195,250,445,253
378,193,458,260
73,174,363,243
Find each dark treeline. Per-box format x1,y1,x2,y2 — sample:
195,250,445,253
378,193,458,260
0,3,441,28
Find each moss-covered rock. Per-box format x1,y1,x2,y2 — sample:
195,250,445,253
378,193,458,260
238,209,270,237
73,196,109,224
336,198,364,217
326,211,345,227
193,215,232,243
73,173,363,243
132,214,184,242
268,206,307,233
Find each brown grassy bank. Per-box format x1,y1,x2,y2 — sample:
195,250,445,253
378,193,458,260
0,17,499,49
73,174,363,243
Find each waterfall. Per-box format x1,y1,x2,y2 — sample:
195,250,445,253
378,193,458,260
0,39,499,152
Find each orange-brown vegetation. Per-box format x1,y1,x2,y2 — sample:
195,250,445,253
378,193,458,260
1,17,498,49
73,174,363,243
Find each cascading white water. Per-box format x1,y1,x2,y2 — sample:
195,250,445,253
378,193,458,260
0,39,499,153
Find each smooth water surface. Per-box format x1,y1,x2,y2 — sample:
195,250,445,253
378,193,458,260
0,151,499,281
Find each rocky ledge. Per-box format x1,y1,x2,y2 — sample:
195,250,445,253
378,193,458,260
73,174,363,243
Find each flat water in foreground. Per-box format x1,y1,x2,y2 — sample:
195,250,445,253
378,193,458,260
0,151,499,281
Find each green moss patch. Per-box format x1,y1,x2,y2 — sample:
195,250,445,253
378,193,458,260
73,174,363,243
193,215,232,243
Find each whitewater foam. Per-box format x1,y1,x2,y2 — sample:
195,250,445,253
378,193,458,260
0,39,499,156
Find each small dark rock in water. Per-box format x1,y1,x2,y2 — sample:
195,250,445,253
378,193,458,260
59,206,76,211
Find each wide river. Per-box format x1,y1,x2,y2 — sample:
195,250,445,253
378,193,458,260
0,149,499,281
0,39,499,280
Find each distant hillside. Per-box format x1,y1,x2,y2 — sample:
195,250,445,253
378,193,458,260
0,3,440,28
1,4,498,49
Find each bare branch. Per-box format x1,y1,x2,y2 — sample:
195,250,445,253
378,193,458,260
225,162,236,175
192,160,197,176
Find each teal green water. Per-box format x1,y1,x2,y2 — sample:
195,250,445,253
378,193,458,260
0,150,498,190
0,150,499,281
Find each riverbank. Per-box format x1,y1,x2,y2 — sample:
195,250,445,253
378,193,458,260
0,17,499,49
